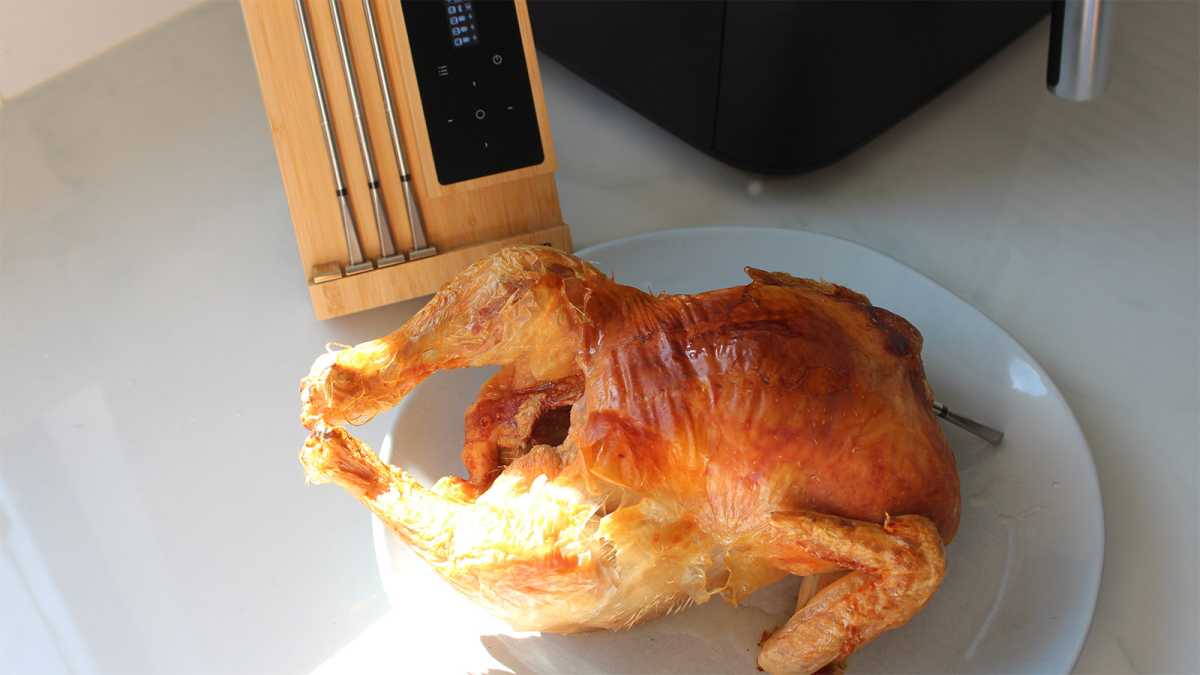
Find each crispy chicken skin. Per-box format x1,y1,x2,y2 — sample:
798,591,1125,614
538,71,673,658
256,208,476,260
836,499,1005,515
300,246,959,674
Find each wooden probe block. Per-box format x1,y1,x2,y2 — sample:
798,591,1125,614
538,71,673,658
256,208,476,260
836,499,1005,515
242,0,569,319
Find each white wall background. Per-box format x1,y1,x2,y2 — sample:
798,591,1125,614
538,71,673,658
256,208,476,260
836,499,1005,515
0,0,205,100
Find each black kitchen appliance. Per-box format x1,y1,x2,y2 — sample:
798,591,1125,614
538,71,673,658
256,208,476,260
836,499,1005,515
527,1,1053,174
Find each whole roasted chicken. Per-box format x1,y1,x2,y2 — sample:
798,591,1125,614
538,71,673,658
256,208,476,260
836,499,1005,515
300,246,959,674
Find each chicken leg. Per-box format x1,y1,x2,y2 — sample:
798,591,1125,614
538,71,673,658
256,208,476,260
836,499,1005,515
758,511,946,674
301,422,618,631
301,247,605,430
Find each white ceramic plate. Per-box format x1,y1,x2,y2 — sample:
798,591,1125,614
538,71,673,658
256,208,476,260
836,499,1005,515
374,227,1103,675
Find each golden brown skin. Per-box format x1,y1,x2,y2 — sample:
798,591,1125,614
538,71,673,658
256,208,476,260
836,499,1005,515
299,246,959,674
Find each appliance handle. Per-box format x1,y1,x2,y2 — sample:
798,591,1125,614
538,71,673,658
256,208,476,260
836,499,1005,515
1047,0,1116,101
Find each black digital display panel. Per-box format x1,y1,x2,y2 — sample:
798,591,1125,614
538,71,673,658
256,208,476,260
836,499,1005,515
445,0,480,48
402,0,544,185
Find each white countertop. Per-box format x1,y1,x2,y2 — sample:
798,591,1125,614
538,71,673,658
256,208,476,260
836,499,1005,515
0,2,1195,674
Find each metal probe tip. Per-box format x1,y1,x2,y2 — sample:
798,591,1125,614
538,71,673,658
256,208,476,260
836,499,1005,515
932,401,1005,446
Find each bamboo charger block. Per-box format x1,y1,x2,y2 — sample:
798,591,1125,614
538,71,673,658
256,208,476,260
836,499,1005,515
242,0,571,319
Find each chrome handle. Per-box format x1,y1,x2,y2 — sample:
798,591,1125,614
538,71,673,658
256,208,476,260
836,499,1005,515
1047,0,1116,101
338,192,371,273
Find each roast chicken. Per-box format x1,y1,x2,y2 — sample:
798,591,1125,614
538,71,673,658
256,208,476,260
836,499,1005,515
299,246,960,674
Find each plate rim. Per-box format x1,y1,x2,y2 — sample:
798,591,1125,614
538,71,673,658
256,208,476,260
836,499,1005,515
375,224,1105,673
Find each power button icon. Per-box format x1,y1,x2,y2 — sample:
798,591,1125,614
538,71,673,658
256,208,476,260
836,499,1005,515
491,53,503,65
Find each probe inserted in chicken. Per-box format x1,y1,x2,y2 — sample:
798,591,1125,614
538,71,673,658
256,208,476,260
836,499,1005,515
299,246,960,674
